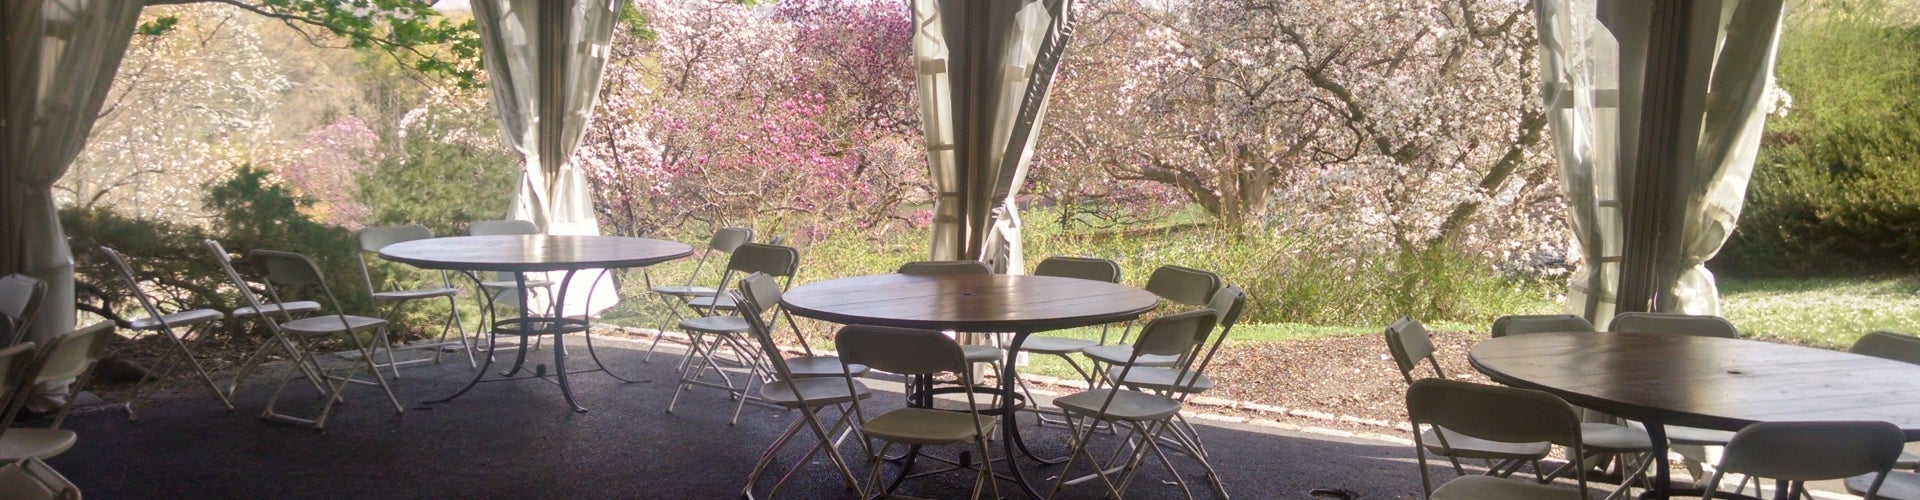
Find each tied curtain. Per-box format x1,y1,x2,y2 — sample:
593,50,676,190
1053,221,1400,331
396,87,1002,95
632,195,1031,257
1534,0,1785,324
911,0,1069,272
471,0,619,317
4,0,142,349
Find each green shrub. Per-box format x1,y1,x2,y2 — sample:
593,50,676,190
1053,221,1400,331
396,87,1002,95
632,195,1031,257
1718,4,1920,276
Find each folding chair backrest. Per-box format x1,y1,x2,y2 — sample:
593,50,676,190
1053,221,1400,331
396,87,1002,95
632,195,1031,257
31,322,114,384
836,325,966,376
735,273,795,382
1608,312,1740,339
253,250,328,288
1850,331,1920,366
1717,421,1904,483
357,224,434,252
1184,286,1247,390
1033,256,1121,283
729,243,801,278
0,457,80,500
0,274,46,347
204,240,271,314
1407,378,1582,448
1385,316,1439,383
98,246,171,323
897,260,992,276
1145,265,1220,306
1491,314,1595,338
468,219,539,236
709,227,754,253
1132,309,1217,360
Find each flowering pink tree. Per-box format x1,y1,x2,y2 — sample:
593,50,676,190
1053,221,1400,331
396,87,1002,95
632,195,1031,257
580,0,922,241
280,116,382,229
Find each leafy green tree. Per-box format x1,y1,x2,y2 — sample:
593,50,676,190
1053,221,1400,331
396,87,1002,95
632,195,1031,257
357,133,518,237
143,0,482,87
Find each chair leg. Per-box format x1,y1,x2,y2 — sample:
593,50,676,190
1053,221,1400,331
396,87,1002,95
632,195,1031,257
353,328,407,415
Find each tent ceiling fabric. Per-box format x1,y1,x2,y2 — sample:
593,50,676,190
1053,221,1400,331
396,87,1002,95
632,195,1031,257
471,0,620,317
1535,0,1784,323
912,0,1071,271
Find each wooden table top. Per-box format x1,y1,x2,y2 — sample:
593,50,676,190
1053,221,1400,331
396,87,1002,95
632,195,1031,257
1471,331,1920,438
378,235,693,272
780,273,1160,333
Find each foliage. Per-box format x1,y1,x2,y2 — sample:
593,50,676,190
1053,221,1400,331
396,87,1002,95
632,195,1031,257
148,0,483,88
1718,3,1920,276
581,0,925,242
359,84,518,237
282,116,383,229
63,206,231,327
201,166,376,316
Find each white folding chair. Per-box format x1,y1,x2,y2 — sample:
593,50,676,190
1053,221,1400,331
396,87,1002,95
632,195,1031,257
355,225,469,377
642,226,752,362
0,457,80,500
251,249,406,429
1408,378,1595,499
98,246,234,418
1016,256,1123,386
836,325,1001,499
0,274,46,348
1082,265,1220,377
205,240,325,398
735,272,870,499
1107,285,1245,472
0,323,113,464
1050,309,1221,500
1492,313,1655,498
666,244,806,424
1608,312,1742,481
1705,421,1903,500
1849,331,1920,472
1387,316,1550,479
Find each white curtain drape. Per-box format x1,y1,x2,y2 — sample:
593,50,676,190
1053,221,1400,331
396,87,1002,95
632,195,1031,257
911,0,1067,271
1667,0,1784,315
1535,0,1784,322
5,0,141,344
4,0,143,409
472,0,619,317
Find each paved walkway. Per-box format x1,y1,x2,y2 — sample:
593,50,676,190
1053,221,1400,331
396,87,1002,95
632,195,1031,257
46,335,1492,498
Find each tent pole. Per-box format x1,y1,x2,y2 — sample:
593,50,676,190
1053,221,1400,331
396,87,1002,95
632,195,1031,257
1616,0,1692,315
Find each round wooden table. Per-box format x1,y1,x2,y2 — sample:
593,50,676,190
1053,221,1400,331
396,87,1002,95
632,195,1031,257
781,273,1160,498
380,235,692,412
1471,331,1920,498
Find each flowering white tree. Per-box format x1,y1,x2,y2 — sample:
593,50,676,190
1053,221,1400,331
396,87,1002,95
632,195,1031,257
1046,0,1564,265
58,4,293,223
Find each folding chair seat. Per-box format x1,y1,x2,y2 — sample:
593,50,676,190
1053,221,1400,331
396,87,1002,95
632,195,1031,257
642,226,752,362
1492,314,1656,497
1704,421,1903,500
356,225,468,377
1387,316,1550,478
1082,265,1220,373
98,246,234,418
1850,470,1920,500
1049,309,1223,499
0,274,46,348
1408,378,1597,499
251,250,406,430
204,240,326,400
0,457,80,500
1607,312,1743,478
734,272,871,499
835,325,1001,499
0,323,113,464
667,244,814,424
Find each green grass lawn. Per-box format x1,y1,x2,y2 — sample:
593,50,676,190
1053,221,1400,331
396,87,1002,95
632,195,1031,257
1720,276,1920,349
